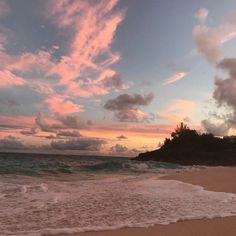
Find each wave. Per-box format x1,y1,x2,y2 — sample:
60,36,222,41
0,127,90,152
0,153,182,176
80,160,181,173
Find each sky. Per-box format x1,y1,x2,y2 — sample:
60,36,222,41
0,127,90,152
1,0,236,156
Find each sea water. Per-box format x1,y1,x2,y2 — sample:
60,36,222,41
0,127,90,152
0,152,236,236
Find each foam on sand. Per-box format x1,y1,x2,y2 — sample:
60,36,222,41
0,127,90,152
1,174,236,236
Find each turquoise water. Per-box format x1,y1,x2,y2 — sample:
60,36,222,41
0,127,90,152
0,152,180,177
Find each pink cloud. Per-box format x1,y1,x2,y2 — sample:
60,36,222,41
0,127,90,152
221,31,236,44
35,113,91,133
47,0,127,97
68,70,129,97
159,100,195,124
0,115,35,129
6,51,54,73
0,49,54,90
167,100,195,112
0,70,26,88
163,71,187,85
0,0,128,130
45,96,84,114
159,114,184,123
92,123,176,137
31,82,84,114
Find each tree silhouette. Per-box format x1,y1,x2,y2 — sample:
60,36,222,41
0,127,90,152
135,122,236,166
171,122,189,138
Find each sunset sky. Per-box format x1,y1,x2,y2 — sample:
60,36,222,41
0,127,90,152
1,0,236,155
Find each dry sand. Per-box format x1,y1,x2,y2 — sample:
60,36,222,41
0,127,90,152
52,167,236,236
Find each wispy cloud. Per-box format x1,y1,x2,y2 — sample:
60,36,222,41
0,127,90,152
46,0,128,97
163,71,187,85
0,70,26,88
0,0,128,121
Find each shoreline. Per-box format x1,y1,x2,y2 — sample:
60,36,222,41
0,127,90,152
47,167,236,236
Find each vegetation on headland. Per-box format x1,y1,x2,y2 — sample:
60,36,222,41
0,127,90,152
134,123,236,166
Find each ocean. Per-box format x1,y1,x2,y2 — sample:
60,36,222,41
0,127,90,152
0,152,236,236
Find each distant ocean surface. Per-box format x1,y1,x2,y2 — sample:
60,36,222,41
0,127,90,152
1,152,236,236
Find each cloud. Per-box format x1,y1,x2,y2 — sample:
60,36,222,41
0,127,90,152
45,0,127,97
91,122,174,137
193,25,223,64
167,100,195,112
57,114,91,129
102,73,128,90
163,71,187,85
214,59,236,110
193,10,236,64
202,57,236,135
113,108,154,123
159,99,195,124
110,144,128,153
57,130,81,137
104,93,154,122
104,93,154,110
51,137,106,151
109,144,142,156
159,114,186,124
30,82,84,115
217,58,236,78
0,70,26,88
0,50,59,114
194,8,208,24
0,115,35,130
0,0,127,122
35,113,91,132
194,12,236,135
201,119,229,136
35,113,54,132
44,96,84,114
67,70,129,97
6,51,54,73
0,136,27,150
20,127,37,136
205,58,236,134
0,50,54,92
116,135,128,140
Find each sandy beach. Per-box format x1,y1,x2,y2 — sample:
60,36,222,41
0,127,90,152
54,167,236,236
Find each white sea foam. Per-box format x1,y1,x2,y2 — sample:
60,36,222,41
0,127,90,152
0,174,236,236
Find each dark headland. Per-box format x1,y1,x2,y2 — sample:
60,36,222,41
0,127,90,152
134,123,236,166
